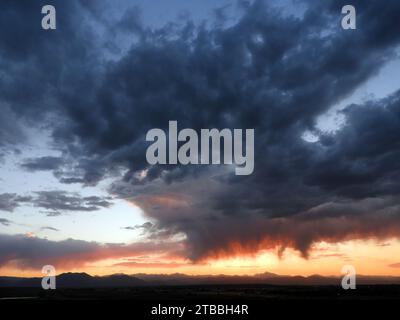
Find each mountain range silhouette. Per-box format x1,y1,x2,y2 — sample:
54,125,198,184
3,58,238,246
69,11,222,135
1,272,400,288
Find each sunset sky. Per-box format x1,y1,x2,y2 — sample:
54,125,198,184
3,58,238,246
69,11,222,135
1,0,400,278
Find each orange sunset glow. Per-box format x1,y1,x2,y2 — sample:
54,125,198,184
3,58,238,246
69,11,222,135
2,239,400,278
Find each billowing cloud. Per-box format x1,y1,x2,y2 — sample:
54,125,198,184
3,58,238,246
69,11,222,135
1,0,400,262
113,173,400,259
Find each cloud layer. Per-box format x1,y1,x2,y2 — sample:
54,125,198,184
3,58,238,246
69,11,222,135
1,0,400,265
0,233,182,269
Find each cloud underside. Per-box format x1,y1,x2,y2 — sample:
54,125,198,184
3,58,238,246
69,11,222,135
1,0,400,264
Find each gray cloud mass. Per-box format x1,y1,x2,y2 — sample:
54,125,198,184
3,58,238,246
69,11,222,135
1,0,400,262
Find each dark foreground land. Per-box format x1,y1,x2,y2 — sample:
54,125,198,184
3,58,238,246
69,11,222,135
1,283,400,300
1,285,399,318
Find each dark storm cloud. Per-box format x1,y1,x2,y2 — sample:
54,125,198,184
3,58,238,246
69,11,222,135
49,0,400,187
306,91,400,198
2,0,400,259
0,0,105,156
0,0,86,113
102,0,400,259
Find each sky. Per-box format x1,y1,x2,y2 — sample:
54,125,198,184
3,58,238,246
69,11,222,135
1,0,400,278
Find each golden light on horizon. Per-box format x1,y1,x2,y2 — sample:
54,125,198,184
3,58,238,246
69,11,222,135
1,238,399,278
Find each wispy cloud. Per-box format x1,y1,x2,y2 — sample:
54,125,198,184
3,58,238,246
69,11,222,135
0,218,13,226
